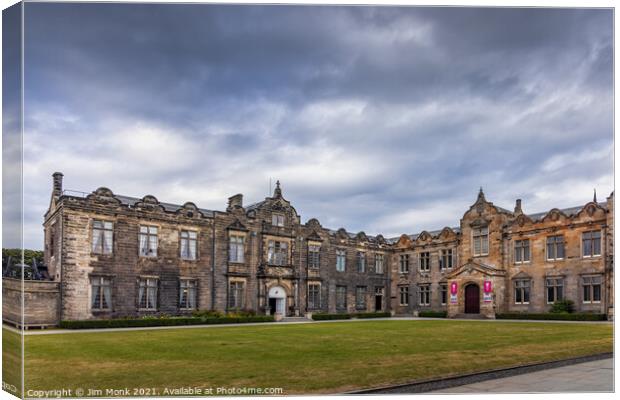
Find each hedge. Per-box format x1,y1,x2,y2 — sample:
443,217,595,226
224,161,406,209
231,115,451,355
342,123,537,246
496,313,607,321
311,312,391,320
60,316,274,329
418,311,447,318
355,312,392,319
311,313,352,321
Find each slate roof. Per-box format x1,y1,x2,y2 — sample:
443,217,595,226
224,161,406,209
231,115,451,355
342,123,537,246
114,194,216,217
526,201,608,222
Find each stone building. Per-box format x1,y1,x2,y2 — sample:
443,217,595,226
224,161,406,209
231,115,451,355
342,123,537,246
28,172,614,324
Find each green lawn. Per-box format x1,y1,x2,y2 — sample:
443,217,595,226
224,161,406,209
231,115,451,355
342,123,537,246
2,327,22,397
16,320,613,395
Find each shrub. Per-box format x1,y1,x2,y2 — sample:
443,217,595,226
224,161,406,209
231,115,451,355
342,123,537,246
354,312,391,319
192,310,224,318
550,300,575,314
496,313,606,321
60,315,274,329
418,311,447,318
311,313,352,321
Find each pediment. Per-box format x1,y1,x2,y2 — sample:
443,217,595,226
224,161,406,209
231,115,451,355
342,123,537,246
307,230,322,242
511,270,532,280
446,260,505,279
227,219,248,232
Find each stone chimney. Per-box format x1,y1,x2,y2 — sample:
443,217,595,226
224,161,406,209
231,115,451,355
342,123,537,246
514,199,522,214
227,194,243,210
52,172,64,199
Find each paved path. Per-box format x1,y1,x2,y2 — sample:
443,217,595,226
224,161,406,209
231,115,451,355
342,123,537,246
3,317,611,336
432,358,614,393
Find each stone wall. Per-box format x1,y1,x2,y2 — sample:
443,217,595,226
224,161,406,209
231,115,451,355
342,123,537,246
2,278,60,327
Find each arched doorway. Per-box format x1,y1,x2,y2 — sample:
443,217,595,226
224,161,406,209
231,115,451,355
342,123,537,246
268,286,287,316
464,283,480,314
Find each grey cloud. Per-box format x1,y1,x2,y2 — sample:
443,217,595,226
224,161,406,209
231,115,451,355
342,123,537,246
8,4,613,249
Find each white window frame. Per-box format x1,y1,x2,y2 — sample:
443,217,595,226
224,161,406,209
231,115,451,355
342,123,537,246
439,249,454,270
514,279,530,305
308,244,321,269
228,280,245,309
92,220,113,255
91,276,112,311
546,235,565,261
357,252,366,273
139,225,158,257
228,235,245,263
419,252,431,272
418,284,431,306
179,278,197,310
336,249,346,272
138,277,159,310
180,230,198,260
308,283,321,309
545,278,564,304
514,239,531,264
440,284,448,305
375,253,384,274
582,275,602,304
582,230,602,258
399,254,410,274
472,226,489,256
268,240,289,265
336,286,347,310
272,214,285,227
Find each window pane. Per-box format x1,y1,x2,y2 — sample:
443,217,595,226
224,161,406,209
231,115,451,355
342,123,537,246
593,284,601,301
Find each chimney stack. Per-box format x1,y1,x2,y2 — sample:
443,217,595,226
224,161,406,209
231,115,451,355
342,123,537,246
52,172,64,199
514,198,522,214
227,194,243,210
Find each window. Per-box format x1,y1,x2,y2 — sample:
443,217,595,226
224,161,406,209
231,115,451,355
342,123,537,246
514,279,530,304
514,239,530,264
399,286,409,306
546,278,563,304
308,284,321,309
229,235,245,263
272,214,285,227
375,254,384,274
399,254,410,273
336,249,346,272
419,252,431,272
139,226,158,257
355,286,367,309
440,284,448,305
308,244,320,269
583,276,602,303
179,279,197,309
473,226,489,256
91,276,111,311
582,231,602,258
180,230,197,260
92,220,113,254
418,284,430,306
546,235,565,261
439,249,454,270
228,281,245,309
138,278,158,310
336,286,347,310
357,252,366,273
268,240,289,265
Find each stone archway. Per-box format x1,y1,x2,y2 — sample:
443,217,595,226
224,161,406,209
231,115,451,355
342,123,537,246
268,285,287,316
464,283,480,314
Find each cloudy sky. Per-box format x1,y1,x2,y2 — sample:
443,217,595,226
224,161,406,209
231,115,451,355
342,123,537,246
3,3,614,249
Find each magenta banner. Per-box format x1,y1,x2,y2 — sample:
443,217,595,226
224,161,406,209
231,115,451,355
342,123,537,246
484,281,492,293
450,282,458,295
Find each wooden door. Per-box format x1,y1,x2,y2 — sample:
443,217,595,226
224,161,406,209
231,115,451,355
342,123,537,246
464,284,480,314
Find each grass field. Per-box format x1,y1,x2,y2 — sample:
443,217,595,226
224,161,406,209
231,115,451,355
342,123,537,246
11,320,614,395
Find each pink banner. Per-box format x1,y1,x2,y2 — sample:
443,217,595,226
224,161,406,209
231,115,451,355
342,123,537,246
450,282,458,295
484,280,492,293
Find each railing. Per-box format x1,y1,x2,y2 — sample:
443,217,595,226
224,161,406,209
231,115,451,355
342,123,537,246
62,189,89,198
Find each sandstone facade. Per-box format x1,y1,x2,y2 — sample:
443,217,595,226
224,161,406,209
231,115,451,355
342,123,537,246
39,173,614,322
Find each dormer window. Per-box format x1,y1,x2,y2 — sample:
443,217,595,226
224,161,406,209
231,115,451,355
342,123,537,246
272,214,285,227
472,226,489,256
